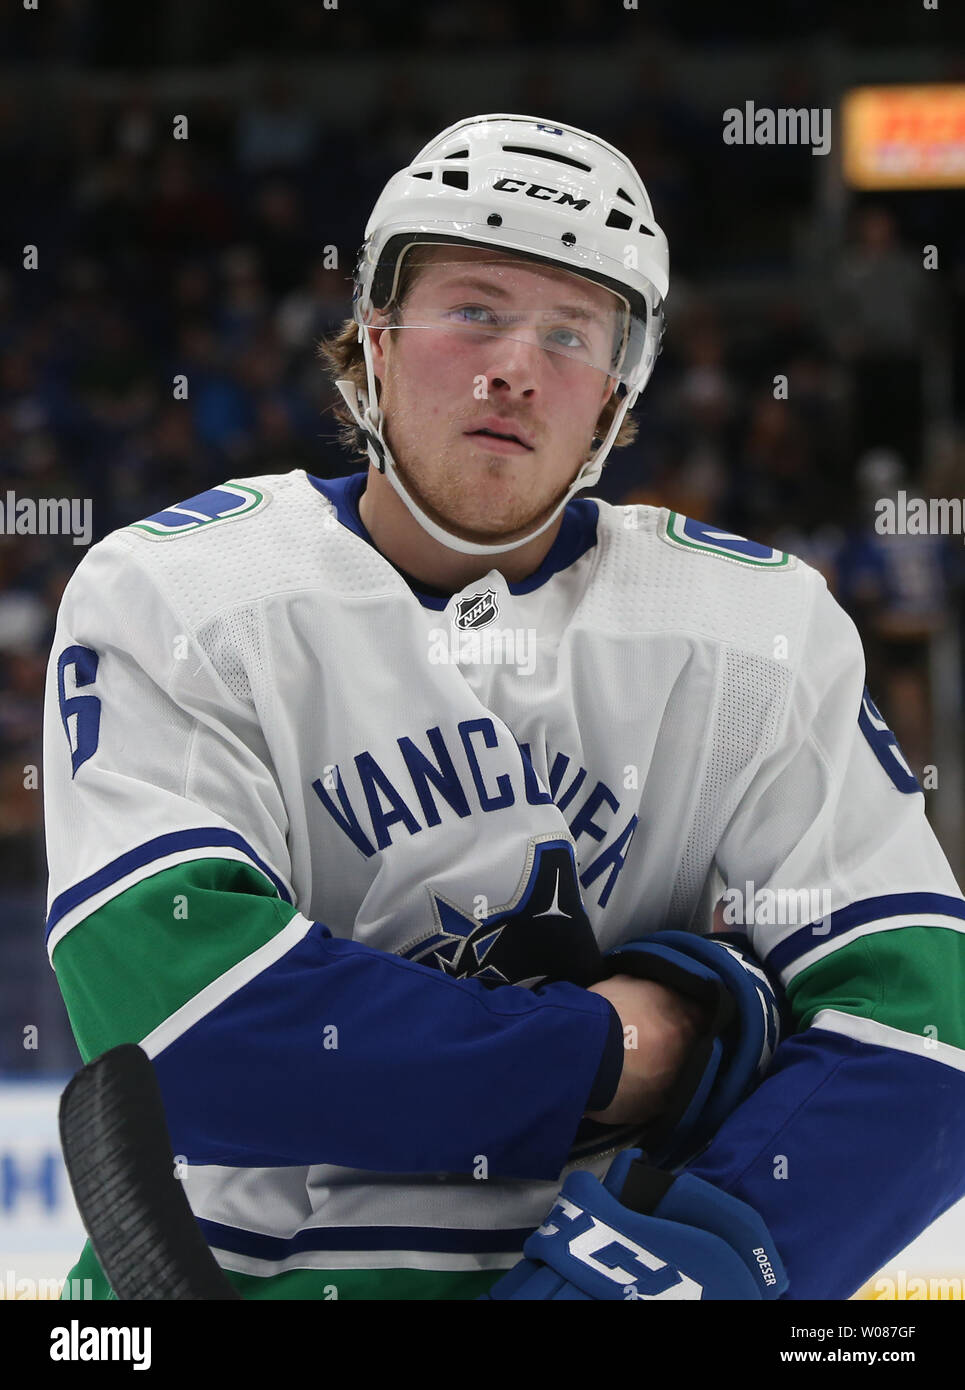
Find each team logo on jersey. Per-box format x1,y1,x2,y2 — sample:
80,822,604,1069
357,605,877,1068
398,841,602,988
129,484,266,539
454,588,499,630
661,513,794,569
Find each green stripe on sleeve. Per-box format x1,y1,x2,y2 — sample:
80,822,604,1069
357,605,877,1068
52,858,298,1062
786,925,965,1049
62,1239,507,1301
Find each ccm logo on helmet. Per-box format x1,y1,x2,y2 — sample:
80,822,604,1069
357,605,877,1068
492,177,590,211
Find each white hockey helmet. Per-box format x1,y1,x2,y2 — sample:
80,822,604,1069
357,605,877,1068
335,113,669,556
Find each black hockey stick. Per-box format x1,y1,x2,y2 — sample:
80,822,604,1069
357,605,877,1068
58,1042,240,1299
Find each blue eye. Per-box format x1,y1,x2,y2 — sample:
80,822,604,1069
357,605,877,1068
547,327,586,350
448,304,497,325
442,306,590,356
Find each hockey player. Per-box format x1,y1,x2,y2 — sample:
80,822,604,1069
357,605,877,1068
45,115,965,1300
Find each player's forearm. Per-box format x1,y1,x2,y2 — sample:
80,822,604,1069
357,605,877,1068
710,881,965,1295
684,1025,965,1298
152,923,623,1179
53,867,624,1180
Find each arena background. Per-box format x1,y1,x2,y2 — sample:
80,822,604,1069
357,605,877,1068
1,0,963,1299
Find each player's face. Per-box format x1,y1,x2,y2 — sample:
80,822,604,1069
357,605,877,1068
368,247,618,542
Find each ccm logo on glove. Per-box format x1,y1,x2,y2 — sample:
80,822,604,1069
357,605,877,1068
482,1152,789,1300
537,1193,702,1298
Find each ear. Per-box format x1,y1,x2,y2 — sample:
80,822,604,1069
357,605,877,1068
593,376,617,432
367,318,392,385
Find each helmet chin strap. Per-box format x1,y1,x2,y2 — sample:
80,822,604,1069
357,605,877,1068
334,327,637,558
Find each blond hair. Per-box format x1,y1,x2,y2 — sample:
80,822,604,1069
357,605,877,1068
316,248,639,463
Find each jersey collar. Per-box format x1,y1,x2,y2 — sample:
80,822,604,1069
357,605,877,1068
307,471,599,609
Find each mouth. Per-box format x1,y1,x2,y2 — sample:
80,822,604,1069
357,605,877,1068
464,421,535,453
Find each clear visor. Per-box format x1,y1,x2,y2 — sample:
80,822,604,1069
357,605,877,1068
357,250,650,387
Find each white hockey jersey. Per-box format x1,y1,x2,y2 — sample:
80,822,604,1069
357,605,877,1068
43,468,965,1300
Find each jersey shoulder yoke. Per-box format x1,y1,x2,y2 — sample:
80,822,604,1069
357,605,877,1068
587,500,824,666
103,470,402,631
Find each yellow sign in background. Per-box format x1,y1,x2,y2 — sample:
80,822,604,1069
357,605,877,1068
843,85,965,189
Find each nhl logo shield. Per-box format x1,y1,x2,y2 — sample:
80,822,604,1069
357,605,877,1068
455,589,499,630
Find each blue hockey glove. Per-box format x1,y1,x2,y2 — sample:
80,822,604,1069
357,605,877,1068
602,930,785,1167
481,1148,788,1300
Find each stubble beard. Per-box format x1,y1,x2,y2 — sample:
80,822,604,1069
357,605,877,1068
384,409,584,543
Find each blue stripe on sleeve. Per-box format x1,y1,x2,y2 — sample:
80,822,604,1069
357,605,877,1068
764,892,965,974
45,828,292,939
197,1217,534,1260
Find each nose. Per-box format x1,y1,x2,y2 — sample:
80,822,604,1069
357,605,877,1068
481,330,542,398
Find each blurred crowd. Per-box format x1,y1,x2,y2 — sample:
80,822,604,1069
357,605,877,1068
0,0,948,67
1,26,964,1070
